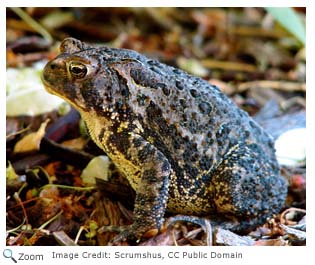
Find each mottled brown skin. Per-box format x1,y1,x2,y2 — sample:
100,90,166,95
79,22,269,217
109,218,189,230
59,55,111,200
42,38,287,241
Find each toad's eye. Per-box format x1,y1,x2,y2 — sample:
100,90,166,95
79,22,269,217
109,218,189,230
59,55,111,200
69,62,88,79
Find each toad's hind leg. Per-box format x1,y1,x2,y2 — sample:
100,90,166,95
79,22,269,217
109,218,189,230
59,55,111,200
209,143,287,233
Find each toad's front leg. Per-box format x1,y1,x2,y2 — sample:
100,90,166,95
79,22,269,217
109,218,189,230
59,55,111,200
108,133,171,243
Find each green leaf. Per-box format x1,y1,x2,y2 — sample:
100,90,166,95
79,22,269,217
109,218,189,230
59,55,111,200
265,7,305,45
6,64,64,116
6,162,19,180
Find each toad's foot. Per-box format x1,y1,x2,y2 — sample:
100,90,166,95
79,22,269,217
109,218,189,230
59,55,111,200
165,215,213,245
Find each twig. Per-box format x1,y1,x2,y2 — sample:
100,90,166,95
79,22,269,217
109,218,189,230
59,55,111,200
237,80,306,92
13,192,29,226
201,59,257,72
280,207,306,225
38,210,63,230
10,7,52,43
6,218,26,236
40,183,95,192
231,25,288,39
75,226,85,245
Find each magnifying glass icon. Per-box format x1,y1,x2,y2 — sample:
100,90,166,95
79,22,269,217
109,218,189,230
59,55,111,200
3,249,17,263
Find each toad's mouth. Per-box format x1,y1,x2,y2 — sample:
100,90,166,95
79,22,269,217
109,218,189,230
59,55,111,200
41,76,59,96
41,77,88,113
41,78,55,94
41,76,64,100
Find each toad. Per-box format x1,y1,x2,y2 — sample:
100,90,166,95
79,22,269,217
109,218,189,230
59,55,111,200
42,38,287,242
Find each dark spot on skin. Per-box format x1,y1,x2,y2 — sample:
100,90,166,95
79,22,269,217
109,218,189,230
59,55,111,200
157,83,167,89
80,81,104,111
175,80,184,90
184,165,199,179
187,179,206,197
191,152,200,162
244,130,251,137
150,66,164,75
216,124,231,138
228,139,238,149
118,76,130,98
135,193,156,207
192,79,201,86
121,88,129,97
182,113,188,122
173,137,183,149
138,143,155,161
170,104,176,111
208,138,214,145
198,101,212,115
209,84,219,92
143,169,159,183
115,100,124,109
137,93,148,106
130,68,157,89
162,86,171,96
183,141,198,162
162,160,170,172
179,99,187,109
199,155,213,171
49,63,56,70
173,68,182,75
190,89,198,98
183,135,189,142
107,130,131,155
133,137,143,148
249,120,256,128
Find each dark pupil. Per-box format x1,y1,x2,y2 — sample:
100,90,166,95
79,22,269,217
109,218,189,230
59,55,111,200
70,64,87,78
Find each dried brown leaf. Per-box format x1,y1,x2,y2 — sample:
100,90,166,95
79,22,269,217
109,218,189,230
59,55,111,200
14,119,50,153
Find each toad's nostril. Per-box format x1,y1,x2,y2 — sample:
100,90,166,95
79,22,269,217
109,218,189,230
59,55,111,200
49,62,57,70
